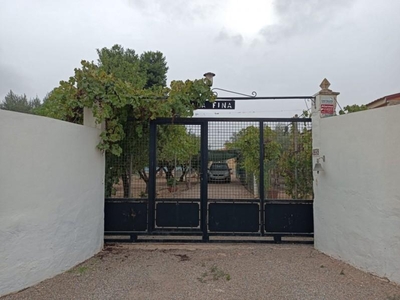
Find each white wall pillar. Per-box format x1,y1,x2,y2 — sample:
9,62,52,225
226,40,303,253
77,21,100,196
311,78,340,182
312,79,340,251
84,107,105,130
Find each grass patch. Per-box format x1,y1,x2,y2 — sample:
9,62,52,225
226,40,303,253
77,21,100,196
197,265,231,283
68,265,89,276
77,266,89,275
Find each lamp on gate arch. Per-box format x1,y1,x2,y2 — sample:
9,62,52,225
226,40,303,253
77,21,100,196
313,155,325,174
203,72,215,87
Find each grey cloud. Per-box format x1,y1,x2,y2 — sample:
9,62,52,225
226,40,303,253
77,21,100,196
0,63,32,100
215,29,244,46
127,0,218,22
260,0,358,44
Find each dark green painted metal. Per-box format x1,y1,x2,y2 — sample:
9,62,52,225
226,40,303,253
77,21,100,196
105,117,313,243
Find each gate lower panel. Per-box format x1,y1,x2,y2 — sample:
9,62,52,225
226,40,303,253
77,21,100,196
155,201,200,228
208,202,260,233
104,200,148,232
265,201,313,234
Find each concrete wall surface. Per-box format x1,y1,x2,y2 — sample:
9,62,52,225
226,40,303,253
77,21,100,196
0,110,105,296
313,105,400,284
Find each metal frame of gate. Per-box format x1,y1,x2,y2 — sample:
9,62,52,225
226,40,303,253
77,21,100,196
105,117,314,243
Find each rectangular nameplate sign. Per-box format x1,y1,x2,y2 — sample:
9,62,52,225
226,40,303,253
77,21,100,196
198,101,235,109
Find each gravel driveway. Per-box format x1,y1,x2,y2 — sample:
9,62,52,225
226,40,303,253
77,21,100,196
3,243,400,300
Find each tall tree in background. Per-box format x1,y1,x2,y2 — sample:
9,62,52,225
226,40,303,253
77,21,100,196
97,45,145,88
0,90,41,114
140,51,168,89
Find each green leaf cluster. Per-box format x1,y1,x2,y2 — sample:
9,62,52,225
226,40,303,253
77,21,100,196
225,121,313,199
40,45,215,156
225,126,261,178
339,104,367,115
278,127,313,199
225,126,281,185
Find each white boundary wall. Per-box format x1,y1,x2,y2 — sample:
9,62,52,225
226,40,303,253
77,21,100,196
0,110,105,296
312,105,400,284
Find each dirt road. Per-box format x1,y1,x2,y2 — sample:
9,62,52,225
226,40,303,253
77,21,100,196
3,243,400,300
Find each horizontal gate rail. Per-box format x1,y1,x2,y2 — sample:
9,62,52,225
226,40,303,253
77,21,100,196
153,117,311,124
216,96,316,100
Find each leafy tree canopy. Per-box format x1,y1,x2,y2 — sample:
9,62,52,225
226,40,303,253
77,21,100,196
40,45,215,156
40,45,215,197
0,90,42,114
139,51,168,89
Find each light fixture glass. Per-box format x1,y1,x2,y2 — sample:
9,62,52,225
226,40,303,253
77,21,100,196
203,72,215,87
313,155,325,174
313,161,324,173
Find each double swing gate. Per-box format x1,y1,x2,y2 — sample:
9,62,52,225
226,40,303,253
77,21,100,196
105,117,314,242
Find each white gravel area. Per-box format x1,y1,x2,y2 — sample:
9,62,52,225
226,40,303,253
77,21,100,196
2,243,400,300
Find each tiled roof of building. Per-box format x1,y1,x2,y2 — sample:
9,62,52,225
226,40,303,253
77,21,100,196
366,92,400,108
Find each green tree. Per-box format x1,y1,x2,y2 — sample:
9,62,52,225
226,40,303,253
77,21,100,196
97,45,145,88
225,122,312,199
339,104,367,115
0,90,42,114
96,45,167,196
41,45,215,197
157,125,200,181
225,126,260,178
139,51,168,89
278,125,313,199
225,125,281,195
35,92,58,118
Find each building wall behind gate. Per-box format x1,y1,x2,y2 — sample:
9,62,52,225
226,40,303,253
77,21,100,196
0,110,105,297
313,105,400,284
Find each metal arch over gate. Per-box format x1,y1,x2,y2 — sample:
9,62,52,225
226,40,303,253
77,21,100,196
105,115,314,243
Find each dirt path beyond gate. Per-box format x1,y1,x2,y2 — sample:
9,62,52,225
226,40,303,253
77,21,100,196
3,244,400,300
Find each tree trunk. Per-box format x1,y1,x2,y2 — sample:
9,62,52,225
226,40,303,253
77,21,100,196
179,165,188,182
164,166,174,180
138,168,149,196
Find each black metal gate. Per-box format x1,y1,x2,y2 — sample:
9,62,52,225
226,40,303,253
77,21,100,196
105,117,313,243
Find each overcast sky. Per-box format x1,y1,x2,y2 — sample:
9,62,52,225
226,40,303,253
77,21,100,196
1,0,399,117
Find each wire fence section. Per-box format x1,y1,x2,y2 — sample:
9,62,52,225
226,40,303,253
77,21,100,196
262,120,313,200
106,118,313,201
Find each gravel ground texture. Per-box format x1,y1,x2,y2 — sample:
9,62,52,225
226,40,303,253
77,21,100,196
2,243,400,300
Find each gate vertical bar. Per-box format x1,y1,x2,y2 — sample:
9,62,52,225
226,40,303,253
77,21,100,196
148,121,157,233
200,121,209,242
259,121,265,235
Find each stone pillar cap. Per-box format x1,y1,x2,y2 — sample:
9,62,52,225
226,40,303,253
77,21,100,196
319,78,340,96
